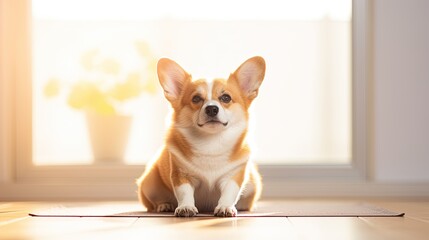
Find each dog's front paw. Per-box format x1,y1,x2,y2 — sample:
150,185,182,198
174,205,198,217
214,205,237,217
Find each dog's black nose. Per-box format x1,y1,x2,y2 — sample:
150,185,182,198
205,105,219,117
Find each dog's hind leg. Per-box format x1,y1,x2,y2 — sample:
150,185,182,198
137,166,177,212
235,165,262,211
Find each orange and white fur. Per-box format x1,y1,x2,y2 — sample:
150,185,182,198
137,56,265,217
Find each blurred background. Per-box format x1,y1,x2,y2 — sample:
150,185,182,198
1,0,428,200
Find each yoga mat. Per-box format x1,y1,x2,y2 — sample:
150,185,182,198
29,201,404,218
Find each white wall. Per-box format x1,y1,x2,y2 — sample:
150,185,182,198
373,0,429,182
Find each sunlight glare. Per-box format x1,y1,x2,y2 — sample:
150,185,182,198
33,0,351,21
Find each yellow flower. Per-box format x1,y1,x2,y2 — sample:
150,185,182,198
67,81,115,115
80,49,99,71
99,58,120,75
48,43,159,115
67,81,96,109
109,73,144,101
89,97,116,115
43,78,61,97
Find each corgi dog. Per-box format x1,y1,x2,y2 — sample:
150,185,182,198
137,56,265,217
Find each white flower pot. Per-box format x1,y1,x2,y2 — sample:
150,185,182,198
85,112,133,164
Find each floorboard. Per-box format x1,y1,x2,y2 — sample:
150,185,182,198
360,216,429,240
288,217,388,240
0,199,428,240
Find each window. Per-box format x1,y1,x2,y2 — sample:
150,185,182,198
0,0,368,198
32,0,352,166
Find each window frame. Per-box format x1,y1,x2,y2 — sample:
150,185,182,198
0,0,369,199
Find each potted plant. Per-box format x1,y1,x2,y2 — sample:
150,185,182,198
44,41,157,164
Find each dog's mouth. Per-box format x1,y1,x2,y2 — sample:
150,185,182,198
197,120,228,127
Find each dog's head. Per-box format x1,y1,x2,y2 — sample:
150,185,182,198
158,56,265,134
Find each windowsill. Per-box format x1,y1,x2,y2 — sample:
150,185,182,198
2,180,429,200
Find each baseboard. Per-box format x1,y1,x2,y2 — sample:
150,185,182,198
262,181,429,198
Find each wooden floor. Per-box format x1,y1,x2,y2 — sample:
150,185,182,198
1,198,429,240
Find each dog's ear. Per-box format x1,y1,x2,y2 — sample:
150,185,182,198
231,56,265,101
157,58,190,102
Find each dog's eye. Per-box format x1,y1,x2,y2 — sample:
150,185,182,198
192,95,203,103
219,94,232,103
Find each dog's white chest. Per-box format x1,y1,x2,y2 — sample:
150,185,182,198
190,154,232,210
191,154,232,186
